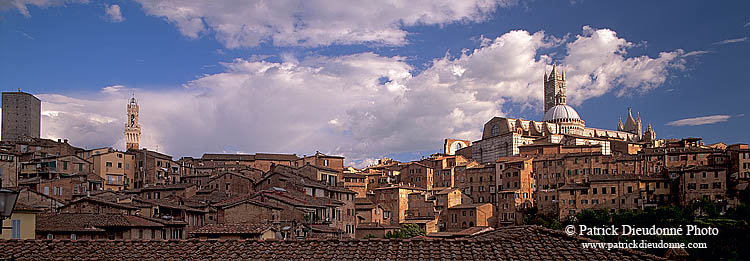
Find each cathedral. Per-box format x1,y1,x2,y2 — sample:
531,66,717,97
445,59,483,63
471,64,656,164
124,95,141,150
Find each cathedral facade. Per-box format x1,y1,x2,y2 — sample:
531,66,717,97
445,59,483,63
472,64,656,164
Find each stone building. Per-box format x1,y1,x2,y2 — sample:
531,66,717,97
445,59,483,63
206,172,255,196
419,154,470,189
295,151,345,171
471,64,652,164
495,157,535,225
342,172,367,198
30,173,103,201
443,203,494,232
124,96,141,150
0,151,19,187
19,155,92,180
370,185,426,226
668,165,728,206
398,162,435,190
214,196,282,224
1,91,40,141
728,144,750,179
77,147,136,191
454,162,495,204
128,148,180,188
1,137,82,162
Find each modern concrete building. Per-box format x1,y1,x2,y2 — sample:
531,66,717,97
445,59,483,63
1,91,41,141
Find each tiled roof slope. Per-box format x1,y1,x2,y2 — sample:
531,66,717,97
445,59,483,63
0,226,662,260
470,226,664,260
191,223,273,235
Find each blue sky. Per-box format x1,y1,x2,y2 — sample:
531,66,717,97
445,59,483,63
1,0,748,166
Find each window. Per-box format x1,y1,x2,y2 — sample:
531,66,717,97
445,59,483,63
688,183,696,190
11,220,21,239
71,234,77,240
602,188,607,195
491,125,500,136
324,159,329,166
611,187,615,194
63,161,68,170
118,163,122,168
627,186,632,193
700,184,708,189
106,162,113,167
713,182,721,189
47,234,54,240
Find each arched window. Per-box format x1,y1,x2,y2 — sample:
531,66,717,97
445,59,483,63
455,142,463,150
491,125,500,136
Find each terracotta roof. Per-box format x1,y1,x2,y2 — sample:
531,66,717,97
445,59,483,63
12,202,43,212
214,194,282,210
201,153,255,161
64,197,139,210
190,223,274,235
0,226,663,260
133,198,208,213
255,190,343,208
140,183,196,191
36,213,163,232
254,153,299,161
448,203,492,209
470,226,664,260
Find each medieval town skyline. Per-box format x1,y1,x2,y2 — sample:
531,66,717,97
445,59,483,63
1,1,748,167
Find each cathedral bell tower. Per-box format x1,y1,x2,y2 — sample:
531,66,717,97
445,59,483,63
124,95,141,150
544,63,566,112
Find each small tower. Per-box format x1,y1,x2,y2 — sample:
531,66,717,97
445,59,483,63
617,117,624,131
644,122,656,142
124,95,141,150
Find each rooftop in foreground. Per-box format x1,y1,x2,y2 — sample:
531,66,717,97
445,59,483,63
0,226,663,260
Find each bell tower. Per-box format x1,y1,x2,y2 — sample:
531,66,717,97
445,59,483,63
124,95,141,150
544,63,566,112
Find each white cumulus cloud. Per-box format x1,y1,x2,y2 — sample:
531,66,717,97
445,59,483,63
134,0,517,48
39,27,686,164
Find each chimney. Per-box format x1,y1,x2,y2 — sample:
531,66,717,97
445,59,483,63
64,139,68,144
57,139,61,143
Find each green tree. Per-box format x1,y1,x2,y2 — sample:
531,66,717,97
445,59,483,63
384,224,426,239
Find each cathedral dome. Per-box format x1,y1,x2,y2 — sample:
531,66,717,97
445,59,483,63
543,104,581,122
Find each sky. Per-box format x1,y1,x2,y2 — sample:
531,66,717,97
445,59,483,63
0,0,748,167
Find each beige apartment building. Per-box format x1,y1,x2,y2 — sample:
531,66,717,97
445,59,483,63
78,148,136,191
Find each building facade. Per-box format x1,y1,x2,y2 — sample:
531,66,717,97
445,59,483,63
1,91,41,141
471,65,651,164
